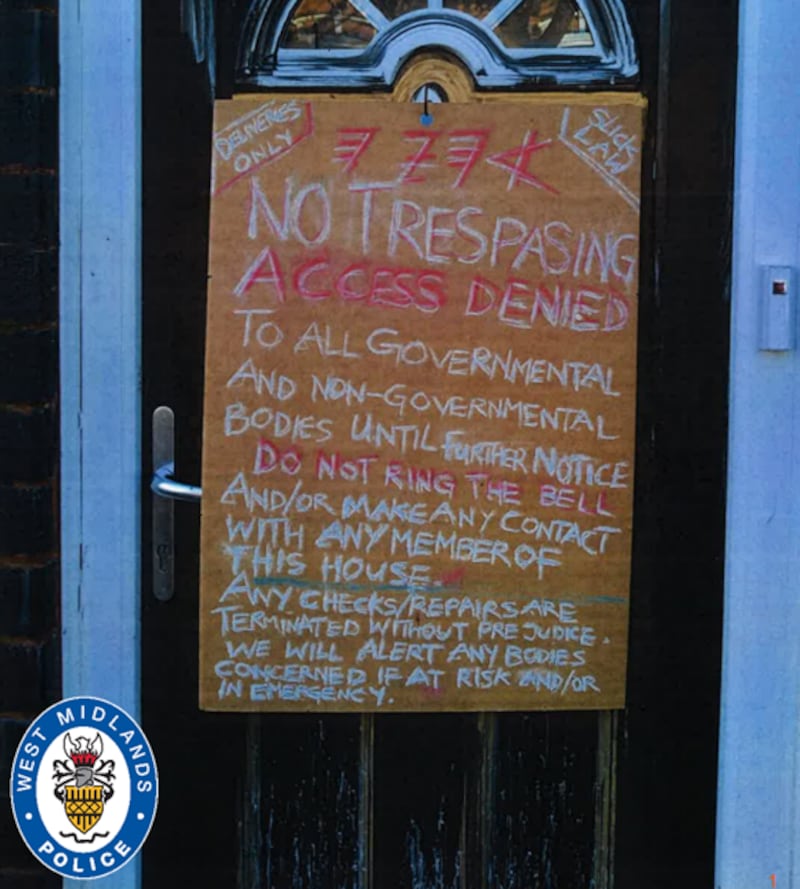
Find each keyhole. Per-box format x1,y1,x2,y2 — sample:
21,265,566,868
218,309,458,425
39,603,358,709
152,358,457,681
156,543,171,572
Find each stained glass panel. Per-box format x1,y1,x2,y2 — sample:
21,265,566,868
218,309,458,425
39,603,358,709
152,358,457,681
441,0,497,20
494,0,593,48
370,0,427,19
281,0,377,49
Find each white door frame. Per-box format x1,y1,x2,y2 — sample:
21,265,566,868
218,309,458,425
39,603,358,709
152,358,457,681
715,1,800,886
60,2,141,887
59,1,798,887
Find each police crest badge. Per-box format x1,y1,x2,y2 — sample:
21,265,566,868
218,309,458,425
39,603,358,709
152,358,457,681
54,733,115,840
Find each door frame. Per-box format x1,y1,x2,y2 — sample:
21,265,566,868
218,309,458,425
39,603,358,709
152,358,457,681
715,2,800,886
59,2,141,888
59,2,797,888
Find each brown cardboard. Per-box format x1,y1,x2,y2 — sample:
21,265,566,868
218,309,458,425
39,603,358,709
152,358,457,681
199,95,645,712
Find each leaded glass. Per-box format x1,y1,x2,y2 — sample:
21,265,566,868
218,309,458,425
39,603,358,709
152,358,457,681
441,0,496,20
494,0,593,48
281,0,377,48
370,0,427,20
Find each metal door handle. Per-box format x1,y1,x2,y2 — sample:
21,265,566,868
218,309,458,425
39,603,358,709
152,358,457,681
151,460,202,502
151,406,202,601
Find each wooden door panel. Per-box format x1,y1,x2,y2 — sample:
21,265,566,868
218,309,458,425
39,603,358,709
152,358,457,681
246,716,363,888
372,715,477,889
488,713,604,889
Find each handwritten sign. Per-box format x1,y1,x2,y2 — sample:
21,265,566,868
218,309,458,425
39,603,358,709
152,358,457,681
199,95,645,712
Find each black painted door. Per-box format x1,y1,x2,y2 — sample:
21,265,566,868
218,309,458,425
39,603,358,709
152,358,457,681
141,1,735,886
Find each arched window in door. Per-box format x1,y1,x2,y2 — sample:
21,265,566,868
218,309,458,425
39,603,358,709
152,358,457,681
236,0,637,87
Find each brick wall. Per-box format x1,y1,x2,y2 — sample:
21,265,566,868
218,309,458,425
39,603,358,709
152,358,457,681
0,0,60,885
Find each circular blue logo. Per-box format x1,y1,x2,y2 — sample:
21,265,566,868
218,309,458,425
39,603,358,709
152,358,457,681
10,696,158,880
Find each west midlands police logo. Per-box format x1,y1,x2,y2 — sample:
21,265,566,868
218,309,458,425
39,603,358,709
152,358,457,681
10,696,158,879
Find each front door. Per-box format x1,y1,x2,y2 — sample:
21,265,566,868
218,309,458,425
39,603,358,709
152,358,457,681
141,0,735,885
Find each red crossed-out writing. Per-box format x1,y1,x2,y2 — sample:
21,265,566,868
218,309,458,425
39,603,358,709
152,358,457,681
333,127,557,193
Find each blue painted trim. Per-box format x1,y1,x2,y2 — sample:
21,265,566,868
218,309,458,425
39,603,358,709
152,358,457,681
60,1,142,887
717,0,800,885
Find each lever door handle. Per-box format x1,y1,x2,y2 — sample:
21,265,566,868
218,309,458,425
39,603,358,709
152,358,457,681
151,460,202,502
151,406,202,601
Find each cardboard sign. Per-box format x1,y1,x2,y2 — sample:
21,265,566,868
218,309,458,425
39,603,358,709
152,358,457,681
199,95,645,712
